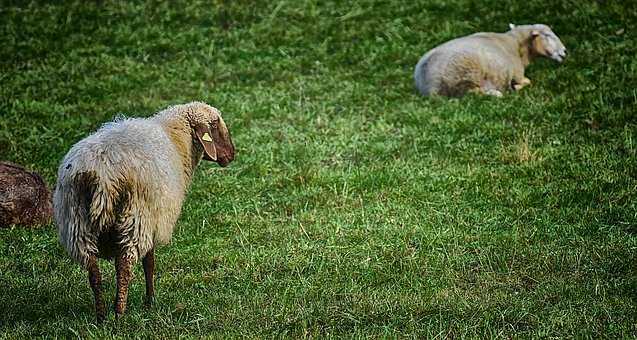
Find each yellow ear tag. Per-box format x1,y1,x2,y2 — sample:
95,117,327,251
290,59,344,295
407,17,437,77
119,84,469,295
202,133,213,142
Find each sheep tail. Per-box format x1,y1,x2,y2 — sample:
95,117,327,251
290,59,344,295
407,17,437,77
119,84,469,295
55,170,120,268
415,49,443,96
414,53,430,95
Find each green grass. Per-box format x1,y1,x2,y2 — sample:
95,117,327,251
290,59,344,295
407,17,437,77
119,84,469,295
1,0,636,337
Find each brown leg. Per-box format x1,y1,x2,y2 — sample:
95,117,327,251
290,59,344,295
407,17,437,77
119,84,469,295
142,248,155,307
87,255,106,323
114,252,133,319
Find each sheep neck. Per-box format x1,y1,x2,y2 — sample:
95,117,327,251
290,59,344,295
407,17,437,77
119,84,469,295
510,30,534,68
158,116,200,186
518,39,533,68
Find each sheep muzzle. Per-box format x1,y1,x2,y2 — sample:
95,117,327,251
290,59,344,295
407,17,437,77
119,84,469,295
213,119,235,167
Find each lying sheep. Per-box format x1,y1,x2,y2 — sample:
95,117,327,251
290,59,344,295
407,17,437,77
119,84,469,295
54,102,235,322
0,161,53,227
414,24,567,97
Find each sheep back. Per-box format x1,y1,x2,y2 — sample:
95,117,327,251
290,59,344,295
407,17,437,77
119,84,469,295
54,118,187,267
415,33,523,97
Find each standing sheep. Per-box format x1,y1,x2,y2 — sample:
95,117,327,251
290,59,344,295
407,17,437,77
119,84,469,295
414,24,567,97
54,102,235,322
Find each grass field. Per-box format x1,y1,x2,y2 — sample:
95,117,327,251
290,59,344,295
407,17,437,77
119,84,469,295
1,0,636,337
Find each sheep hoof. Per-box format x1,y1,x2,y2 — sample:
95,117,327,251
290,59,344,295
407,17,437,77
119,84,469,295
513,77,531,91
114,304,126,320
485,89,503,97
144,296,154,308
95,304,106,324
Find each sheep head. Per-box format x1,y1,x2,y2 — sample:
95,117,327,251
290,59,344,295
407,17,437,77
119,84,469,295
187,103,235,167
510,23,567,63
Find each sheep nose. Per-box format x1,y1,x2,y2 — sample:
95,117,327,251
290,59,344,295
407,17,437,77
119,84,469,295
218,153,234,167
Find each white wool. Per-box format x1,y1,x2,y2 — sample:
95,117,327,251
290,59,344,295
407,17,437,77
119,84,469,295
414,24,566,97
53,102,228,268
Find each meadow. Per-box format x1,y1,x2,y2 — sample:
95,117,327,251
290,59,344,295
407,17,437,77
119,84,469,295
1,0,636,337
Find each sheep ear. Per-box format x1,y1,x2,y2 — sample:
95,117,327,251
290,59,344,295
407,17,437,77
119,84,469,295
195,124,217,161
531,30,540,37
509,23,515,30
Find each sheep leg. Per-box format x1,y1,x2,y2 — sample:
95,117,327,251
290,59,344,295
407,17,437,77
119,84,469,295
483,88,504,97
114,253,133,319
470,78,503,97
513,77,531,91
142,248,155,307
470,87,503,97
87,255,106,323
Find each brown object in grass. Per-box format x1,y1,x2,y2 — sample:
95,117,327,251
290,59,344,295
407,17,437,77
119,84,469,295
0,161,53,227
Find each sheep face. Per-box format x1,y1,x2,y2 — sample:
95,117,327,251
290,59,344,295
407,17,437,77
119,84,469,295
189,105,235,167
530,25,566,63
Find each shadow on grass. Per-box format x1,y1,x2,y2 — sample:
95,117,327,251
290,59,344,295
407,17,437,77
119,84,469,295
0,277,95,328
